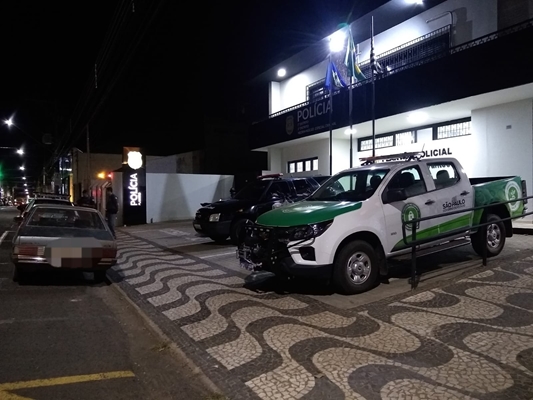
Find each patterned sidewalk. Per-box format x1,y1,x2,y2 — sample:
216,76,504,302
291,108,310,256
108,232,533,400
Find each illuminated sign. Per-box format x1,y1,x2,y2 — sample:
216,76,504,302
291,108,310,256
128,173,141,206
122,147,146,226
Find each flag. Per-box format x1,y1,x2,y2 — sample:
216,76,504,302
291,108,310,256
324,61,347,91
344,32,366,82
370,35,384,75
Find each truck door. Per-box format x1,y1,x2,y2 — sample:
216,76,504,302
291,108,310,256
382,165,437,253
426,160,474,235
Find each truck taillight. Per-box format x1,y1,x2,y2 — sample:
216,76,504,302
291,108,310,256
14,245,45,256
521,180,528,204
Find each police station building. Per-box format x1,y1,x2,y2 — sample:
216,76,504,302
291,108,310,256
247,0,533,218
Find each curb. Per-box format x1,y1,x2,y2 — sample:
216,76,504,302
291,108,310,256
513,227,533,235
108,278,224,398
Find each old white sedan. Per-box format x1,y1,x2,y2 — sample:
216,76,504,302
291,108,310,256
11,204,117,282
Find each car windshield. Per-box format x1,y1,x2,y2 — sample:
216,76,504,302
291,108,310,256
26,208,105,229
308,168,390,202
233,180,271,200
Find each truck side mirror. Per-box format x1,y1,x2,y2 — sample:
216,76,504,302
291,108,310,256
17,204,24,212
13,216,23,224
383,188,407,203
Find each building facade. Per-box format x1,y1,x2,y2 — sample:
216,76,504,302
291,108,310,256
248,0,533,220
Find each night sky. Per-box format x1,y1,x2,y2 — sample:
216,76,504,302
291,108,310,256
0,0,382,187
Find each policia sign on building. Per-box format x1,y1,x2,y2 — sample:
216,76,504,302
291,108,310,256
122,146,147,226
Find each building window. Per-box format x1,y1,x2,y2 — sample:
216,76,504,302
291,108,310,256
287,157,318,173
395,131,415,146
307,80,327,102
359,135,394,151
435,119,471,140
289,163,296,173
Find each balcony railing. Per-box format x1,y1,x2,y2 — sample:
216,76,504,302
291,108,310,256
263,18,533,122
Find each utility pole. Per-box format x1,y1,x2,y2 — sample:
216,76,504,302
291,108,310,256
86,124,91,191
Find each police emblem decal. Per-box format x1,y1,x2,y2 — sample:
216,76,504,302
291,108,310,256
127,151,143,170
285,115,294,135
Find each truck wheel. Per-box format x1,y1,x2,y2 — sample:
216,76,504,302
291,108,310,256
230,219,250,245
333,240,379,295
472,213,506,258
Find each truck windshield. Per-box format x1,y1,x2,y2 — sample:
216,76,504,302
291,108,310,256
308,168,389,202
234,180,271,200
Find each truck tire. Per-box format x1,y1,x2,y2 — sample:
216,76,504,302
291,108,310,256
230,219,251,245
333,240,379,295
471,213,506,258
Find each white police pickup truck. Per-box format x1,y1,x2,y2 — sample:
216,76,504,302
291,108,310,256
238,153,527,295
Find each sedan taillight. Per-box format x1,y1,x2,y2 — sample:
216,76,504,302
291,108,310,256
14,245,45,256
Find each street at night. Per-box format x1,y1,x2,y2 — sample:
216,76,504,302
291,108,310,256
0,206,219,400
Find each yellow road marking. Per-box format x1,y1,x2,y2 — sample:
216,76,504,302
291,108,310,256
0,392,33,400
0,370,135,399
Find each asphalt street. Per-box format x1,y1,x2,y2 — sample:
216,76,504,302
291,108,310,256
0,206,220,400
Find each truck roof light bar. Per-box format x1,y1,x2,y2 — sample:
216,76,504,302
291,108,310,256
359,151,424,165
257,173,283,179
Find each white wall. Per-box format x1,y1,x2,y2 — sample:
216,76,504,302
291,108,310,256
272,60,328,114
352,99,533,219
146,173,234,223
147,155,177,173
356,0,498,67
268,148,282,172
332,139,350,174
270,82,281,115
271,0,501,113
471,99,533,197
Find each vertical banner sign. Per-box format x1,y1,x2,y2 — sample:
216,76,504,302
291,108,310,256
122,147,147,226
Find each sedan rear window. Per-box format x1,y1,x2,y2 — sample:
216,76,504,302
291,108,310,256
27,208,105,229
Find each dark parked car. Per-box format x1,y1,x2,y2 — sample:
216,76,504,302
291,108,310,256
193,174,326,244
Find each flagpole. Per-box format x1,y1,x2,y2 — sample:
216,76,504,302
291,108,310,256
349,74,353,169
329,54,333,176
371,16,376,158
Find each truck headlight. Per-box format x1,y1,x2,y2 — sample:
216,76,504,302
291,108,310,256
290,220,333,241
209,213,221,222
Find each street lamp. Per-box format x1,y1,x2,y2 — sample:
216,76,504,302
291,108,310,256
17,148,24,155
19,166,25,171
3,118,13,127
329,31,346,52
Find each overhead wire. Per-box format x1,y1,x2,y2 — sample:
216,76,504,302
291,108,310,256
46,2,131,170
66,0,167,154
45,0,132,172
45,0,167,176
